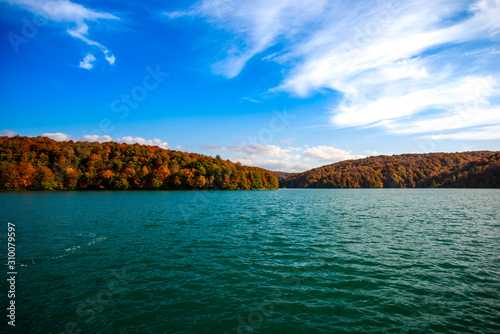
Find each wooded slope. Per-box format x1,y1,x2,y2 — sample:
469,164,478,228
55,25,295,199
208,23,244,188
0,136,278,190
280,151,500,188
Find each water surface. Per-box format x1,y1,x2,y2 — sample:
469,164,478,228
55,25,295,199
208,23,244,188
1,189,499,333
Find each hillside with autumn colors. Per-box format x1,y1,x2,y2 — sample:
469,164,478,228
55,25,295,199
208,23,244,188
0,136,278,190
280,151,500,188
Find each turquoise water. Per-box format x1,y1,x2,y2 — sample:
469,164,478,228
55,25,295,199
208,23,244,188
1,189,500,333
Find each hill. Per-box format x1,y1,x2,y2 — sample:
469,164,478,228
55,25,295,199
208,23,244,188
272,171,299,181
0,136,278,190
280,151,500,188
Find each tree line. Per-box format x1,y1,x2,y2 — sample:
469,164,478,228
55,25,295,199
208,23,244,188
280,151,500,188
0,136,278,190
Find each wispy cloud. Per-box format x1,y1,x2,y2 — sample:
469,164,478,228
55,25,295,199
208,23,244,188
166,0,329,78
79,53,96,69
4,0,118,68
421,125,500,140
67,21,116,66
176,0,500,140
242,97,262,103
384,107,500,135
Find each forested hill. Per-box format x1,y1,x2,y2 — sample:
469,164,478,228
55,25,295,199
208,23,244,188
280,151,500,188
0,136,278,190
272,171,298,181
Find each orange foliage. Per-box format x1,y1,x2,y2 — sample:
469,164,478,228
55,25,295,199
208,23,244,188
0,136,278,191
280,152,500,188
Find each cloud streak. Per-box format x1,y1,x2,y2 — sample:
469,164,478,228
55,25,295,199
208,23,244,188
177,0,500,140
167,0,329,78
421,125,500,140
5,0,118,67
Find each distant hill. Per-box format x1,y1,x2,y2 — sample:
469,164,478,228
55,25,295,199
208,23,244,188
280,151,500,188
272,171,299,181
0,136,278,190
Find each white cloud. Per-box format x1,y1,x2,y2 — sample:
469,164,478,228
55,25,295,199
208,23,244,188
333,75,499,128
117,136,170,149
78,134,112,143
200,142,364,172
5,0,117,21
181,0,500,140
277,0,500,96
79,53,96,69
420,125,500,140
201,143,309,171
384,106,500,135
1,129,18,137
303,146,365,162
42,132,73,141
201,143,301,160
230,155,312,173
167,0,329,78
67,21,116,66
242,97,262,103
5,0,118,67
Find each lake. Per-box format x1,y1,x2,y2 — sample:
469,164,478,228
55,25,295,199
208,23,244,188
1,189,499,333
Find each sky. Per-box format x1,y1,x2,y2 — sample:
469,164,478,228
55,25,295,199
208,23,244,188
0,0,499,172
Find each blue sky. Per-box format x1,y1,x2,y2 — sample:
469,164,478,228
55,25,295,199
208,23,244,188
1,0,499,172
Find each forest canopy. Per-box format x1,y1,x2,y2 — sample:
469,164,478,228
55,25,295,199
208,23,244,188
0,136,278,191
280,151,500,188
